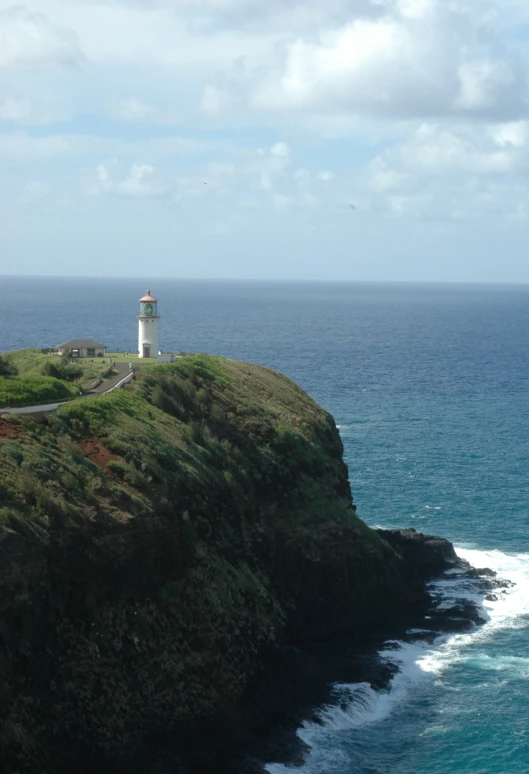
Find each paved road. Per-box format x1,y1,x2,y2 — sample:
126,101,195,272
1,364,133,415
88,363,131,394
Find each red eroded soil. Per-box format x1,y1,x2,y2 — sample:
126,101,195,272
78,437,119,469
0,417,18,438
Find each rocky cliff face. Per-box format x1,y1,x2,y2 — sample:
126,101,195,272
0,356,457,773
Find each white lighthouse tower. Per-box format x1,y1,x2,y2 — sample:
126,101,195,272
138,289,160,358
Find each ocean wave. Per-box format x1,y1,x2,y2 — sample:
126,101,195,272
415,548,529,677
264,546,529,773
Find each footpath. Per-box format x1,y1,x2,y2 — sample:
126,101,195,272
0,364,134,417
85,363,131,394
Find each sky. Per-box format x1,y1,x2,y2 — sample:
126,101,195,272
2,0,529,281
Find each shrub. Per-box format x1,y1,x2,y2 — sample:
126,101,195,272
1,442,24,466
15,471,39,505
61,471,79,491
107,459,127,479
0,509,48,543
0,376,78,407
188,421,204,445
108,460,150,490
42,360,82,382
197,387,211,407
180,379,198,406
0,356,16,376
210,404,226,424
151,385,184,419
36,487,55,515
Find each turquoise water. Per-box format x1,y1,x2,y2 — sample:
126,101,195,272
3,277,529,773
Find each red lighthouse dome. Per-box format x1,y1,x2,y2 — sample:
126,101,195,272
139,290,158,303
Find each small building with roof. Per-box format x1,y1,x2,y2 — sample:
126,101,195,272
57,339,107,358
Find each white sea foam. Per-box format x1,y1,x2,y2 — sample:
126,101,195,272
264,546,529,773
415,547,529,676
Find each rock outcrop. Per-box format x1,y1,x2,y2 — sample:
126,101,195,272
0,355,464,773
376,527,460,578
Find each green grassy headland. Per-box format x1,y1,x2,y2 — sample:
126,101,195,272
0,352,407,773
0,351,125,407
0,349,183,407
0,353,357,538
105,351,157,363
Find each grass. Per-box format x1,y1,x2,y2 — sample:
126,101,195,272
0,352,403,772
105,352,157,364
106,351,180,364
0,350,125,405
2,349,62,378
0,375,80,408
0,353,362,535
0,353,377,569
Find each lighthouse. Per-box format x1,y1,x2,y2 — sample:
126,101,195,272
138,289,160,358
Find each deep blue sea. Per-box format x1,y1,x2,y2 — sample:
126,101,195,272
3,277,529,774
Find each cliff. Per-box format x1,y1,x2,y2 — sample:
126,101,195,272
0,355,453,773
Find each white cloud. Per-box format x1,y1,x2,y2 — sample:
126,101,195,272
270,141,290,158
362,120,529,221
0,97,33,122
293,168,311,188
27,1,278,68
251,1,528,122
96,164,110,185
92,162,169,197
455,59,521,113
489,121,529,148
0,96,67,125
0,132,111,160
110,97,181,125
19,180,50,203
379,179,529,222
111,98,156,122
4,0,529,271
0,131,227,165
200,84,229,115
149,136,227,155
272,192,294,210
0,6,84,69
369,158,412,192
396,0,433,20
117,164,166,196
248,142,294,192
370,123,520,182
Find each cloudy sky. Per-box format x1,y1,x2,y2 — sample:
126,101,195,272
2,0,529,280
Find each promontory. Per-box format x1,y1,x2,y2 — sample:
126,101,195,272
0,354,462,773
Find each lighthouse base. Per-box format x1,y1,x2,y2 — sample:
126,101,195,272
138,316,159,358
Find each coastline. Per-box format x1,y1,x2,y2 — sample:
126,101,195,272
121,530,508,774
0,354,517,774
232,545,508,774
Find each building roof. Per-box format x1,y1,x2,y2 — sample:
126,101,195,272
58,340,107,350
140,289,158,303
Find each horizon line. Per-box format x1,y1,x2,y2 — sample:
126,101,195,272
2,275,529,287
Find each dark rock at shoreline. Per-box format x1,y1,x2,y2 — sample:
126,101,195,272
0,356,499,774
376,528,461,578
470,567,497,577
228,547,496,774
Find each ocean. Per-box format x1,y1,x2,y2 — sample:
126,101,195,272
3,276,529,774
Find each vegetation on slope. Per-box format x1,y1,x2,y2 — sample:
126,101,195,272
0,374,80,407
0,354,411,773
1,354,359,536
0,350,117,406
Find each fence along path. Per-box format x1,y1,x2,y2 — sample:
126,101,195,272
0,364,134,415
